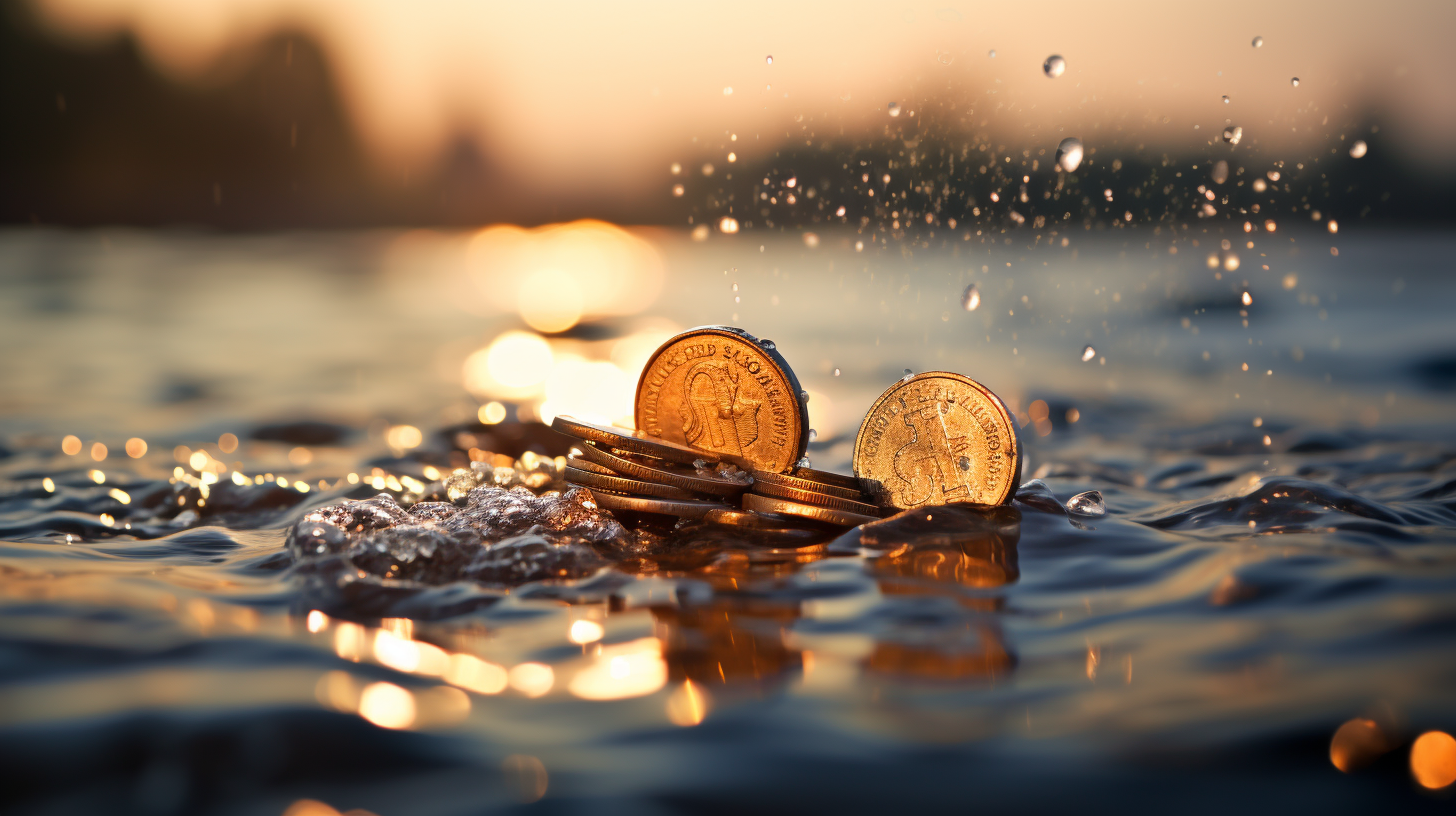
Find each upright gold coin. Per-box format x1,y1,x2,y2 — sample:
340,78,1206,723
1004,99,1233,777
852,372,1021,510
635,326,809,474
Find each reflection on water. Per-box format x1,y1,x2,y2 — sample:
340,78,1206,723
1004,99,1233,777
2,228,1456,813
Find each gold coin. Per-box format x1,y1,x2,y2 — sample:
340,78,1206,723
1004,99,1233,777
703,508,807,530
743,492,881,528
749,480,882,515
579,442,751,497
750,468,866,502
563,466,698,501
551,415,715,466
564,455,617,477
634,326,808,474
587,490,732,520
789,466,863,492
852,371,1021,510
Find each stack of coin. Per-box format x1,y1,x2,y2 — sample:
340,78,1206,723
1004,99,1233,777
552,415,751,521
742,466,883,527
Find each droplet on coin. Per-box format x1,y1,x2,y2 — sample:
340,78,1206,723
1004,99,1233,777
1065,490,1106,516
853,372,1022,509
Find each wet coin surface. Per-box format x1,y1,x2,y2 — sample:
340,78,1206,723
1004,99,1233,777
563,466,698,501
852,372,1021,510
634,326,808,474
743,492,882,528
588,491,732,520
750,468,867,502
748,479,883,515
579,442,752,497
551,415,720,466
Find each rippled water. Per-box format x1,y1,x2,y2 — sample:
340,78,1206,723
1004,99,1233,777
3,228,1455,814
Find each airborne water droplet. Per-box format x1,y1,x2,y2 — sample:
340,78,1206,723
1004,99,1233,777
833,368,841,377
988,49,997,59
1043,55,1066,78
1242,291,1253,306
1054,136,1084,172
888,102,901,118
1065,490,1107,517
1222,126,1243,145
1349,140,1368,159
766,55,773,65
1081,345,1096,362
1211,160,1229,184
1290,77,1300,87
961,283,981,311
1222,95,1230,104
1252,35,1264,48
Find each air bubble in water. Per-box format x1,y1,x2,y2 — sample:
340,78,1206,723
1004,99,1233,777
1222,95,1230,104
1054,136,1084,172
1221,126,1243,145
1043,55,1066,78
1065,490,1106,516
962,283,981,311
1252,35,1264,48
766,55,773,65
1081,345,1096,362
1211,160,1229,184
888,102,901,117
1349,140,1368,159
1290,77,1299,87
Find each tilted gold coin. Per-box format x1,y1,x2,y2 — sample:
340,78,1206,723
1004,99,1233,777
563,466,698,501
743,492,882,528
788,466,863,492
635,326,809,474
564,455,618,477
579,442,751,497
551,415,714,466
852,372,1021,510
750,468,867,502
587,491,732,520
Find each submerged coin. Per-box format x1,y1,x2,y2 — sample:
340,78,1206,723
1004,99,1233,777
551,415,718,466
588,491,732,520
749,479,882,515
750,468,867,502
743,492,882,528
852,371,1021,510
635,326,809,474
579,442,751,497
563,466,698,501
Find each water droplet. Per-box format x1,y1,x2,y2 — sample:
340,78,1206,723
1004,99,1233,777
957,456,971,472
1221,126,1243,145
1103,188,1114,202
1290,77,1300,87
901,368,914,382
808,429,818,441
961,283,981,311
718,216,740,234
1043,54,1066,78
1081,345,1096,362
765,55,773,65
1065,490,1106,516
1054,136,1084,172
1252,36,1264,48
1210,160,1229,184
799,390,809,403
833,368,841,377
1222,95,1230,104
760,338,776,350
988,49,996,59
1242,291,1253,306
796,457,812,468
888,102,901,117
1349,140,1368,159
731,282,738,292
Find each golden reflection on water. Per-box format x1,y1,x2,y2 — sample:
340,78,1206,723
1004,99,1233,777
1411,731,1456,789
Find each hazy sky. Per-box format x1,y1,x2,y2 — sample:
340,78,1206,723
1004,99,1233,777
30,0,1456,195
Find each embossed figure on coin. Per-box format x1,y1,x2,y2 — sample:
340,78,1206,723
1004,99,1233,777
894,399,975,506
680,359,760,457
636,327,808,473
854,372,1021,509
